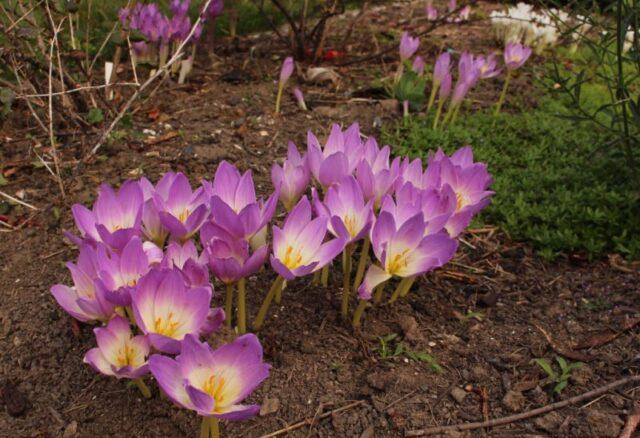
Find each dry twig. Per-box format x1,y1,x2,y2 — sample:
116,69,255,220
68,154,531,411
406,375,640,436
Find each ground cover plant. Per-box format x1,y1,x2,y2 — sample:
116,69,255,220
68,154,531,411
0,0,639,437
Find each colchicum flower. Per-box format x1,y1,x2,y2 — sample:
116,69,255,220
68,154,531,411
270,197,345,280
51,243,116,323
150,172,210,242
149,334,269,424
271,142,310,211
206,161,277,246
355,138,401,210
353,212,458,326
161,240,210,288
95,237,151,306
68,181,143,250
275,56,295,114
412,56,426,75
306,123,364,189
503,42,532,70
84,315,150,380
399,32,420,61
131,268,217,354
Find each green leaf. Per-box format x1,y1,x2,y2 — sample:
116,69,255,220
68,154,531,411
86,108,104,125
534,358,557,380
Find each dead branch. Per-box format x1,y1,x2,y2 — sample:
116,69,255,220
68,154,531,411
406,375,640,436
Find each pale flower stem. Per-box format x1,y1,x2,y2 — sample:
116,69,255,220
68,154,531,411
134,378,151,399
372,282,386,305
433,98,445,129
389,277,412,304
200,416,209,438
312,270,321,286
352,238,370,291
225,283,234,328
352,299,368,328
321,264,330,287
426,84,438,113
275,82,284,114
209,416,220,438
341,244,354,320
253,276,285,331
237,278,247,334
494,69,512,116
399,276,417,298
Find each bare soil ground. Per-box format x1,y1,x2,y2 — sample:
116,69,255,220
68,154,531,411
0,1,638,437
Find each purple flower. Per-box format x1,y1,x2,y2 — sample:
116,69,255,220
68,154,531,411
270,197,346,280
201,222,268,285
433,52,451,85
356,138,401,210
504,43,532,70
426,5,438,20
162,241,210,287
279,56,295,84
206,161,277,245
399,32,420,61
271,142,310,211
84,316,150,379
95,237,151,306
131,268,217,354
412,56,426,75
474,54,501,79
306,123,364,189
439,72,452,100
170,0,191,18
149,334,269,419
69,181,143,250
50,243,116,323
149,172,210,242
358,212,458,300
458,5,470,21
292,87,307,110
206,0,224,19
312,176,374,244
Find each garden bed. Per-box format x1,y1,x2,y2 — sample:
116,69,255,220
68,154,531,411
0,1,639,437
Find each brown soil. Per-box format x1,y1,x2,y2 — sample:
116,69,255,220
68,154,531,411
1,1,638,437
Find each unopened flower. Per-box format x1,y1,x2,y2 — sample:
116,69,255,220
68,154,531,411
149,334,269,419
426,5,438,20
306,123,364,189
270,197,345,280
355,138,401,210
206,161,277,244
271,142,310,211
475,54,501,79
84,316,150,379
399,32,420,61
292,87,307,110
412,56,426,75
162,241,210,287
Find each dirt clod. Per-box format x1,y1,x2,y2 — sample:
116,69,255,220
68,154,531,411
502,390,526,412
534,411,563,433
584,409,624,437
1,381,29,417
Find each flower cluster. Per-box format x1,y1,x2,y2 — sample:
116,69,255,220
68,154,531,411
119,0,223,82
52,123,493,436
52,164,272,435
426,0,471,24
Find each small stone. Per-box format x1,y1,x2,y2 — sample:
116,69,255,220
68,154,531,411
12,336,20,347
585,409,623,437
478,291,498,307
259,398,279,416
502,390,525,412
360,425,374,438
63,421,77,437
398,315,423,342
534,411,563,432
450,387,468,404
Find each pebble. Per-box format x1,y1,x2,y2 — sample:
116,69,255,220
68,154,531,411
62,421,78,437
450,386,468,404
534,411,563,432
259,398,280,416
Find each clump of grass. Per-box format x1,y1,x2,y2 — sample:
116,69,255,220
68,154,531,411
383,95,640,261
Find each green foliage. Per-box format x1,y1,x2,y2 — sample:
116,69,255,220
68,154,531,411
384,95,640,260
391,66,427,110
86,108,104,125
375,333,443,372
534,356,582,395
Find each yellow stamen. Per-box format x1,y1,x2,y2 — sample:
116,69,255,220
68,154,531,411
387,249,410,275
203,374,227,406
282,245,303,269
115,342,136,367
154,312,182,338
